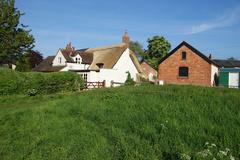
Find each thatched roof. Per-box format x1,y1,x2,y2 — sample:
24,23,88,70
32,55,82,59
33,43,142,73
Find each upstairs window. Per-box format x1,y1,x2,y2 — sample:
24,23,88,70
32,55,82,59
179,67,188,77
76,58,81,64
96,63,104,69
182,52,186,60
58,57,62,64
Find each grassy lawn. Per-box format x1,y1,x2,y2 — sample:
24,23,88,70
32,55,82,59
0,85,239,159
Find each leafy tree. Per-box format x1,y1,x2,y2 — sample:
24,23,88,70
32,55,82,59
28,50,43,68
0,0,35,66
15,53,31,71
16,50,43,71
129,41,146,58
146,36,171,69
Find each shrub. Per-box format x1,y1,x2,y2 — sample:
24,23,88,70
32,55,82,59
124,71,135,86
0,69,84,95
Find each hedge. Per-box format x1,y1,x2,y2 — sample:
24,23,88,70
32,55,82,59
0,69,84,95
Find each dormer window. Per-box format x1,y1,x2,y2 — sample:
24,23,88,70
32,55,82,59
58,57,62,64
182,52,186,60
96,63,104,69
75,58,81,64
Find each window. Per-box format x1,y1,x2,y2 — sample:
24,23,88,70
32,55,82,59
96,63,104,69
83,74,87,81
58,57,62,64
75,58,81,64
179,67,188,77
182,52,186,60
80,74,88,82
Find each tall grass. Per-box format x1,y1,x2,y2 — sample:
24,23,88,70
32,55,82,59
0,85,239,159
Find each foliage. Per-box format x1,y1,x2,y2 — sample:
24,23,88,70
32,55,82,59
15,50,43,71
129,41,146,59
15,53,31,71
0,0,34,65
28,50,43,68
124,71,135,86
228,57,237,60
0,85,239,159
146,36,171,69
0,69,84,95
180,142,236,160
27,88,38,96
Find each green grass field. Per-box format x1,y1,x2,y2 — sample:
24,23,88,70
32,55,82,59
0,85,239,159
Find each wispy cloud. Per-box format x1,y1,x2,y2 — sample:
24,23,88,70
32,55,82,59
186,7,240,35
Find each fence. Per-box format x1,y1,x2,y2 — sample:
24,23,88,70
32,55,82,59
110,81,124,87
84,80,105,89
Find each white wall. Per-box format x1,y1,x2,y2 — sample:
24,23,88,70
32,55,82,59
61,63,90,71
211,64,219,86
72,54,82,63
85,49,140,87
113,48,139,81
52,50,67,66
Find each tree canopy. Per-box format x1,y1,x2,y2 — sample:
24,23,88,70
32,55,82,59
129,41,145,59
145,36,171,69
16,50,43,71
0,0,34,65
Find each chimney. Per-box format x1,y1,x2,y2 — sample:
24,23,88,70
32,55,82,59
65,42,74,52
122,30,130,47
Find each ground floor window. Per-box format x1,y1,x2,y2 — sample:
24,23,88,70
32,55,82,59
80,73,88,82
179,67,189,77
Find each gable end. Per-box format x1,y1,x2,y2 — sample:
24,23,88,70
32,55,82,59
159,41,219,67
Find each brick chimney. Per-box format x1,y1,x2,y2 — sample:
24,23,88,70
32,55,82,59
122,30,130,48
65,42,75,52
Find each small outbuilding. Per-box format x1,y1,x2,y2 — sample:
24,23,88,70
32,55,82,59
219,68,240,88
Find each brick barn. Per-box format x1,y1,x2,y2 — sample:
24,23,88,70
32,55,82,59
158,41,219,86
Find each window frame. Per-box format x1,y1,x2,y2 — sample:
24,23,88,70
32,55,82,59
182,51,186,60
58,57,62,64
179,67,189,78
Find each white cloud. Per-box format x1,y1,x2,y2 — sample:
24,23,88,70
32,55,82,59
186,7,240,35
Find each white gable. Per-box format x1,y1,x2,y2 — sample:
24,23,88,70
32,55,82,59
72,54,82,64
52,50,67,66
113,48,139,80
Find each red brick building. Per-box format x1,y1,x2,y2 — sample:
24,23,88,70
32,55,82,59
140,61,157,82
158,41,219,86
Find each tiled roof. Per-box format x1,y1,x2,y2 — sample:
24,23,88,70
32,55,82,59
32,56,65,72
213,59,240,68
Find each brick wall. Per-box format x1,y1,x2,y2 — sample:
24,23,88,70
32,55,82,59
158,45,212,86
141,61,157,79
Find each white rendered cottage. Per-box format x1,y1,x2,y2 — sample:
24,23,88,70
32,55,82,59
33,32,143,87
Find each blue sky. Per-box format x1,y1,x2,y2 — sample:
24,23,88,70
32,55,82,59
16,0,240,59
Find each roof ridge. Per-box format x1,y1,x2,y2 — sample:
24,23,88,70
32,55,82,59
159,41,219,67
86,43,127,52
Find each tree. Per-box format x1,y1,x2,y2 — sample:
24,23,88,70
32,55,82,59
146,36,171,69
15,53,31,71
228,57,237,60
0,0,34,66
28,50,43,68
129,41,146,59
16,50,43,71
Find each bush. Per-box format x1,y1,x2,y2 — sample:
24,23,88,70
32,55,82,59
0,69,84,95
124,71,135,86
